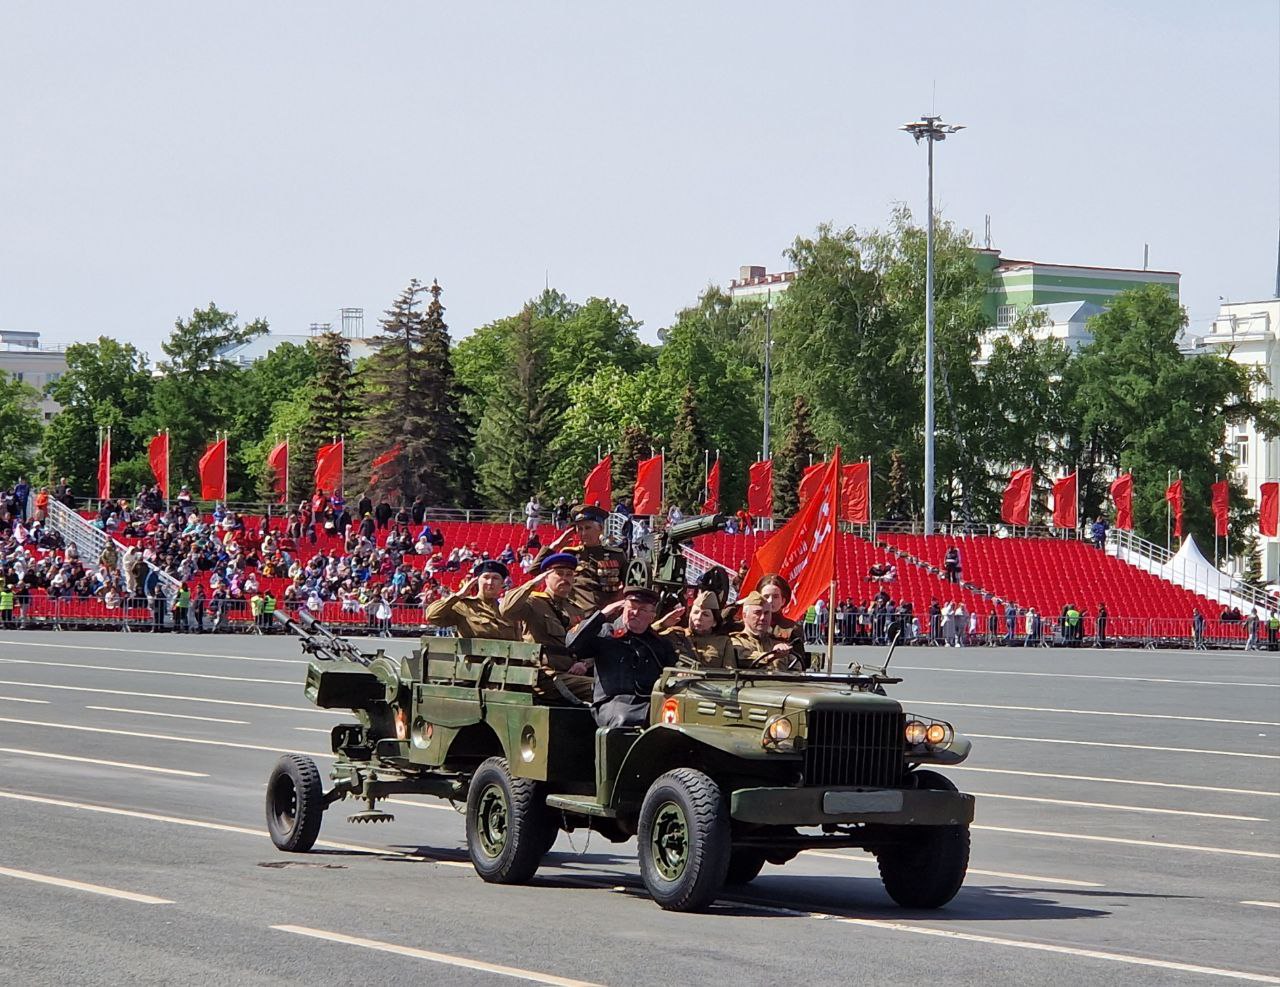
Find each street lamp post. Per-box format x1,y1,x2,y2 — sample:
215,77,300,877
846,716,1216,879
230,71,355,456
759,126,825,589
901,115,964,536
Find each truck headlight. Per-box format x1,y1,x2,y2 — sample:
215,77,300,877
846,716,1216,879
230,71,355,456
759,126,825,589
762,715,795,750
904,719,928,745
926,722,952,746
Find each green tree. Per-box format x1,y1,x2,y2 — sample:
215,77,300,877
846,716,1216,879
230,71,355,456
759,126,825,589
228,341,316,501
774,395,821,517
0,374,43,484
291,332,359,501
665,386,711,512
884,448,912,521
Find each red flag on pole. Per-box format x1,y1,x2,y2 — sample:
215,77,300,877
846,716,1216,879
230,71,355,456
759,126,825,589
702,457,720,514
747,460,773,517
841,461,870,524
1052,471,1078,530
798,462,826,508
314,440,344,496
198,438,228,501
1001,468,1034,526
1110,473,1134,531
633,454,663,516
1260,482,1279,538
1211,480,1229,537
97,430,111,501
741,448,842,621
148,433,169,500
583,456,613,510
1165,478,1184,539
267,440,289,504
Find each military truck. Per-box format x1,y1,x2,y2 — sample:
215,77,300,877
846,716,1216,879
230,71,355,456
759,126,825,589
265,611,974,912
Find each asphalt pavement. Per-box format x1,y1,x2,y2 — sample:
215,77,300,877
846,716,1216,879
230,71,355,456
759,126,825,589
0,630,1276,986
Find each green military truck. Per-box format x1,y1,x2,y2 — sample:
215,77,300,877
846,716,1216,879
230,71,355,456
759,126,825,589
265,611,975,912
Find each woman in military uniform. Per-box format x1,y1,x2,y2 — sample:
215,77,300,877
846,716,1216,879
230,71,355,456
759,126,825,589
660,590,736,668
423,559,517,639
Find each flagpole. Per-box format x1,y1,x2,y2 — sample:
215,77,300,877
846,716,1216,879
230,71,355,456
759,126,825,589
165,428,170,513
222,431,228,507
703,449,709,509
285,434,290,508
825,578,837,673
1166,469,1171,552
1214,472,1219,567
105,425,111,503
97,426,103,507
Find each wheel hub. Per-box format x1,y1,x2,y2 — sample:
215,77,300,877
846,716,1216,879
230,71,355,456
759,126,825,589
650,801,689,881
476,783,510,858
271,776,297,829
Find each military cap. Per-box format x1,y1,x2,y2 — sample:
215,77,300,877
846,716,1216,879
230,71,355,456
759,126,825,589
572,504,609,525
692,589,720,612
539,552,579,572
622,585,661,605
472,559,509,579
737,590,767,607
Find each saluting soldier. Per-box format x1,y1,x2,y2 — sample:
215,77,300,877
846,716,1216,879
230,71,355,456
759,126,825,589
424,559,518,640
500,552,594,702
659,590,736,668
537,504,626,613
730,591,809,670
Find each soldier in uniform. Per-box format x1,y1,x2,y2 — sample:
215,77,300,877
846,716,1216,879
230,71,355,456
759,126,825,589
659,590,736,668
500,552,594,702
730,591,808,670
537,504,626,613
567,586,678,728
424,560,517,640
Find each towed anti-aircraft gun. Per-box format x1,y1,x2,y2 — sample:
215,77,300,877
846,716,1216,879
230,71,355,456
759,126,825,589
619,512,732,614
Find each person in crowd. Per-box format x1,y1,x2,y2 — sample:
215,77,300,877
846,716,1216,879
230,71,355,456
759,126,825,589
552,497,570,529
1269,613,1280,651
1095,602,1109,648
524,495,541,533
1192,608,1207,651
1244,608,1260,651
1090,516,1108,550
942,545,961,584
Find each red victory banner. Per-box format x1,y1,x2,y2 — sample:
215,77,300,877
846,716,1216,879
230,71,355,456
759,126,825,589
702,456,720,514
267,440,289,504
583,455,613,510
1051,471,1078,530
633,454,663,516
1110,472,1134,531
1260,482,1279,538
148,432,169,500
798,462,826,508
370,443,402,483
198,437,228,501
741,448,842,622
842,460,870,524
1211,480,1229,537
1165,477,1184,539
1001,468,1034,526
747,460,773,517
97,428,111,501
314,440,344,496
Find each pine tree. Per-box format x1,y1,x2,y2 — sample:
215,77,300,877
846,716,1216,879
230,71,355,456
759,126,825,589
294,331,358,500
355,279,470,506
885,448,912,521
665,385,710,512
614,423,656,507
774,395,820,517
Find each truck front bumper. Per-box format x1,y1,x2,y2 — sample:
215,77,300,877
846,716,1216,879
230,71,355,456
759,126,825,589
730,786,975,827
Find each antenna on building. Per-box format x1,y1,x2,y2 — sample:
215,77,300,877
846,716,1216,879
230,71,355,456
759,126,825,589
340,308,364,339
1143,243,1149,270
984,215,991,249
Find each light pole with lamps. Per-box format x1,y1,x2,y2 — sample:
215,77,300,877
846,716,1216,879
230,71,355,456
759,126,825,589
900,114,964,536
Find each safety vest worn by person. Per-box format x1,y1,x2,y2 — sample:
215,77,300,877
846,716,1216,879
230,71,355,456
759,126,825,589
251,594,265,617
176,588,191,609
0,590,13,612
263,594,276,616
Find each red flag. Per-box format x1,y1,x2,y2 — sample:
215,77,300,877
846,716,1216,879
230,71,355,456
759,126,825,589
798,462,826,508
741,449,842,621
633,454,663,515
148,433,169,499
702,457,720,514
267,440,289,503
97,431,111,501
1165,478,1184,539
1051,471,1078,530
1001,468,1034,526
747,460,773,517
1110,473,1134,531
841,461,870,524
1211,480,1229,538
1260,482,1279,538
198,438,227,501
314,440,344,496
583,456,613,510
370,443,402,483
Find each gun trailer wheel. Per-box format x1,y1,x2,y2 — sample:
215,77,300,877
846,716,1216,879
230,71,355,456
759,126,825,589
465,757,549,885
266,754,325,852
637,768,730,912
875,769,970,909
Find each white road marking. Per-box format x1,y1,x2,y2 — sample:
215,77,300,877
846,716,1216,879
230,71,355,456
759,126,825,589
836,918,1280,984
0,715,333,759
1242,901,1280,909
968,733,1280,759
966,790,1266,821
974,824,1280,859
0,656,294,686
949,764,1280,797
0,677,340,714
294,727,331,733
0,638,304,664
0,695,50,704
0,746,208,778
0,864,173,905
801,851,1103,887
272,925,602,986
0,789,471,866
902,698,1280,727
896,665,1280,688
85,705,248,725
386,797,454,813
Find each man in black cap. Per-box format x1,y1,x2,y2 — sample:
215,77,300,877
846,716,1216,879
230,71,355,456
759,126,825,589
566,585,678,728
501,552,594,702
424,560,517,639
536,504,626,613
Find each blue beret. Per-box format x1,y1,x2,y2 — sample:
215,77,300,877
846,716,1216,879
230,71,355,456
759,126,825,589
540,552,579,572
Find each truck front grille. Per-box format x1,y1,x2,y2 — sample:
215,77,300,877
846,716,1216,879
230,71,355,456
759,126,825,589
804,709,905,788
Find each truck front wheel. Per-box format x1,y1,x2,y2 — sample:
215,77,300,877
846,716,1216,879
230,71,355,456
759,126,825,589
637,768,731,911
875,769,970,908
466,757,549,884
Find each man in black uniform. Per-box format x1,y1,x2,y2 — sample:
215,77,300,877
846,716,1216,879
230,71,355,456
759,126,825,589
566,586,677,728
537,504,626,613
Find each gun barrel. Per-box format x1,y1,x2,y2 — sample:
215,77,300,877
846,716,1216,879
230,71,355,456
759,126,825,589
665,513,725,544
274,608,372,666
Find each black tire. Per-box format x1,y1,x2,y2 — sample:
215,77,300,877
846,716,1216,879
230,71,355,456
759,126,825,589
725,849,767,885
465,757,549,884
266,754,325,852
637,768,731,911
876,769,969,909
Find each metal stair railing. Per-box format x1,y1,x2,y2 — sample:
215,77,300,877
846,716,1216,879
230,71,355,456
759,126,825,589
46,500,182,600
1107,528,1273,613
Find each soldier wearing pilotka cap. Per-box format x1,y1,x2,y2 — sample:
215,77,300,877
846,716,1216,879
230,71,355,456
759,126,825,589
535,503,627,613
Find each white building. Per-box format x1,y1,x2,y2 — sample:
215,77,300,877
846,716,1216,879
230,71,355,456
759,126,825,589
215,309,376,367
978,300,1107,361
0,330,68,422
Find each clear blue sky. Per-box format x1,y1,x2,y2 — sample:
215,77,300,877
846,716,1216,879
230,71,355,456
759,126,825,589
1,1,1276,356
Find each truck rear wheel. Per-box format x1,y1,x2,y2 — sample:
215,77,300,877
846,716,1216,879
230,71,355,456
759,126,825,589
266,754,325,852
876,769,969,908
637,768,730,911
466,757,549,884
